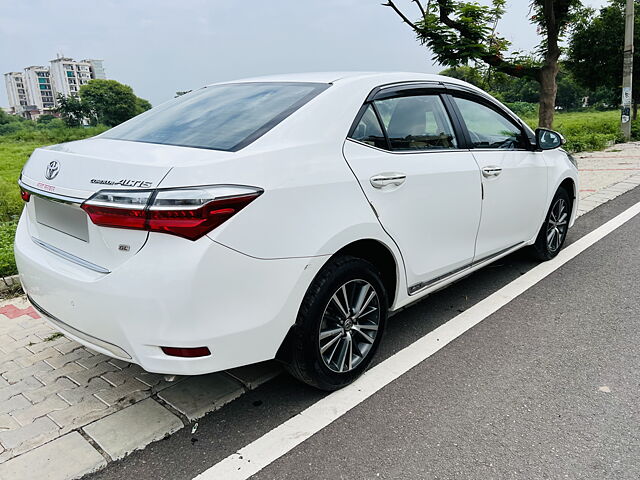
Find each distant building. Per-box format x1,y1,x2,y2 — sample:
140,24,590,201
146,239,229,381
84,59,106,80
4,72,29,114
50,57,94,97
24,66,55,112
4,55,106,117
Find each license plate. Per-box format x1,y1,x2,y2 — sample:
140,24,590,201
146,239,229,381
34,196,90,242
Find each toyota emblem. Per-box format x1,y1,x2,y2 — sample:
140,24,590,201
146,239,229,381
45,160,60,180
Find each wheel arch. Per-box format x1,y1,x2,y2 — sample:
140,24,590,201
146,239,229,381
275,237,402,363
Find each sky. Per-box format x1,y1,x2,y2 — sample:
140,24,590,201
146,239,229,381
0,0,608,108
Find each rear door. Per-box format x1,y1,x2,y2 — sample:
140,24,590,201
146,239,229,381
448,93,548,260
343,85,482,294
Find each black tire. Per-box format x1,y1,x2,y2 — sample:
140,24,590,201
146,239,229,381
285,255,388,391
531,187,571,261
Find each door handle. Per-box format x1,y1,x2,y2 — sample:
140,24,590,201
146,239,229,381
481,166,502,178
370,173,406,189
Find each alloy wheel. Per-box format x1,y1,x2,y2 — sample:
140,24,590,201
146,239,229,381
546,198,568,252
318,279,381,373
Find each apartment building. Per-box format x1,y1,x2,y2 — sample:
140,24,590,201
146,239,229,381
84,59,106,80
4,56,107,117
50,57,94,97
4,72,29,114
24,66,55,111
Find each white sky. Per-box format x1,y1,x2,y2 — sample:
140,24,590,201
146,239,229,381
0,0,608,107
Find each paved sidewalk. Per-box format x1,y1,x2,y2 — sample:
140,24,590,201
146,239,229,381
575,141,640,214
0,295,281,479
0,144,639,479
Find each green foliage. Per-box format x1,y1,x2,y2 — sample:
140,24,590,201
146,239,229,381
135,97,152,115
80,79,142,126
504,102,538,117
0,221,17,277
522,109,623,152
567,0,640,106
55,94,90,127
440,63,587,110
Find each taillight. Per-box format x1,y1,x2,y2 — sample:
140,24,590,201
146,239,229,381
20,189,31,202
81,185,262,240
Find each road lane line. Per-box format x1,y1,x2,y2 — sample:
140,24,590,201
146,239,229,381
195,200,640,480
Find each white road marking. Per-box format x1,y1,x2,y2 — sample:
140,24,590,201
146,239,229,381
194,201,640,480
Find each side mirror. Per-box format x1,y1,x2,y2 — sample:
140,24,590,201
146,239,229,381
535,128,565,150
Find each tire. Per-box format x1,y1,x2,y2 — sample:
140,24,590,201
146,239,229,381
285,255,388,391
531,187,571,261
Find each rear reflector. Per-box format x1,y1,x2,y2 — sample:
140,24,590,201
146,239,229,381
161,346,211,358
20,189,31,202
81,185,262,240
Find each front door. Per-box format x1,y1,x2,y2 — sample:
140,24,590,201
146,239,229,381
343,91,482,293
450,95,549,260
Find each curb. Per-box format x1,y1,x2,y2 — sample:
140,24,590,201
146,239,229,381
0,275,20,293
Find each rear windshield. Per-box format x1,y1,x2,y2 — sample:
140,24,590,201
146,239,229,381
102,82,329,151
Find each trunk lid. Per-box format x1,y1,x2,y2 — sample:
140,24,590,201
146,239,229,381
20,138,176,272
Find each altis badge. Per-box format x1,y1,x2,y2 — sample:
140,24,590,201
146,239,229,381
90,179,153,188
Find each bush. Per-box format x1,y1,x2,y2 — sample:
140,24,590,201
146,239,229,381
504,102,538,117
0,221,17,277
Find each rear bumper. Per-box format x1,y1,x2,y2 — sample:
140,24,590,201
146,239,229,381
15,212,328,375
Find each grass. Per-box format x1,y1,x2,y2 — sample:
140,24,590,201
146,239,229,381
522,109,623,153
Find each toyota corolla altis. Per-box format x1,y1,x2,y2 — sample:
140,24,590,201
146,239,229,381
15,72,578,390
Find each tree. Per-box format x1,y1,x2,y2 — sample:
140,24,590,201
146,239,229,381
385,0,582,128
567,0,640,116
135,97,152,115
54,94,90,127
79,79,150,127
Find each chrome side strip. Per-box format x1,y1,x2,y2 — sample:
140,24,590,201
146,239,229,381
407,242,525,295
18,179,84,206
470,242,524,268
28,296,131,360
31,237,110,274
408,263,471,294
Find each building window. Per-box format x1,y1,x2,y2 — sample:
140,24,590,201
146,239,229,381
66,71,74,77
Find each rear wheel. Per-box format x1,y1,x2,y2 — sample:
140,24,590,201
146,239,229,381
531,187,571,261
286,255,388,390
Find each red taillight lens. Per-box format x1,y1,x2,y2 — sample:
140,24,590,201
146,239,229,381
20,189,31,202
161,346,211,358
81,185,262,240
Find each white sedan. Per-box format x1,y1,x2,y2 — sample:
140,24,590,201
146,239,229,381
15,72,578,390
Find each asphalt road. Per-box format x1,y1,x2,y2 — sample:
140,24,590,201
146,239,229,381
88,185,640,480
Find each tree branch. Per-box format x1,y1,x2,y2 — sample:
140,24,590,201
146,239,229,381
412,0,426,17
383,1,419,31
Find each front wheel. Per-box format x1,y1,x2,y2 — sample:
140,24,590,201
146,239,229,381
531,187,571,261
286,255,388,390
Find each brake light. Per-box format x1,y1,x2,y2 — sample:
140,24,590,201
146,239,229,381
81,185,262,240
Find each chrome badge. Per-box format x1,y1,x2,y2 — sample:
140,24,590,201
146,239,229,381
45,160,60,180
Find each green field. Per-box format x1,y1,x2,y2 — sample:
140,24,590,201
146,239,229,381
0,110,631,278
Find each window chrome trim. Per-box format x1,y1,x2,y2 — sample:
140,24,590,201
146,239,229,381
345,138,471,156
31,236,110,274
18,179,84,206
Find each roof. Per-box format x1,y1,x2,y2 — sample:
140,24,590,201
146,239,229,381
207,71,471,87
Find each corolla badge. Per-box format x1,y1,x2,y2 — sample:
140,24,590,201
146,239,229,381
45,160,60,180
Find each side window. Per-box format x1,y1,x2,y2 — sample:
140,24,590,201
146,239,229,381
349,104,387,149
374,95,458,151
453,97,527,149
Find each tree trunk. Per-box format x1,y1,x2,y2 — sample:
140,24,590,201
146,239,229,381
537,62,559,128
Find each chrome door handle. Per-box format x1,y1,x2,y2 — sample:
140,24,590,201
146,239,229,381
370,173,406,189
481,166,502,178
